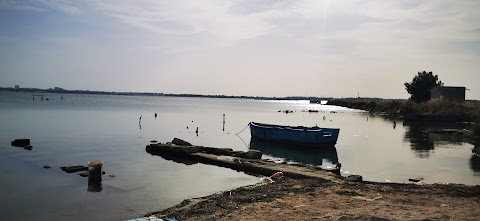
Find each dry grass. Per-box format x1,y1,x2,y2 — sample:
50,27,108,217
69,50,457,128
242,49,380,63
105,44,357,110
330,99,480,119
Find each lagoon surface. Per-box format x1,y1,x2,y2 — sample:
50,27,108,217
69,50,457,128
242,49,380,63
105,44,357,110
1,92,478,220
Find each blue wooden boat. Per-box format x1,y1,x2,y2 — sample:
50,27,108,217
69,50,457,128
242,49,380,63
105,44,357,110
249,122,340,147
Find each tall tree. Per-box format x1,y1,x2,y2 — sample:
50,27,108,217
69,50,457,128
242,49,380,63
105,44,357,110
404,71,443,103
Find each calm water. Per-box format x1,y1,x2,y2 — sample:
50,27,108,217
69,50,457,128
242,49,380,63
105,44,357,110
0,92,478,220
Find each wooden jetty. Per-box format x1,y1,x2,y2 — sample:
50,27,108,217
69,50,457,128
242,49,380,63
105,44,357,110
146,141,341,182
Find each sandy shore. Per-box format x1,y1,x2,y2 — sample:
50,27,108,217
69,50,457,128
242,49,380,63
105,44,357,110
142,142,480,221
146,175,479,220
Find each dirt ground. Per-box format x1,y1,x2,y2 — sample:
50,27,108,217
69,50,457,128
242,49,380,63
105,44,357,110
149,177,480,221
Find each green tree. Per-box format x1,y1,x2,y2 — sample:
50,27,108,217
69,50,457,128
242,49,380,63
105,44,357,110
404,71,443,103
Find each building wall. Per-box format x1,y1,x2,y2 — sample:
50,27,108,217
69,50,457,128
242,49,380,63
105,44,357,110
431,86,465,101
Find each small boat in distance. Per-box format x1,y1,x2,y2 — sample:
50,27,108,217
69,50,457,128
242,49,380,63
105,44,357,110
249,122,340,147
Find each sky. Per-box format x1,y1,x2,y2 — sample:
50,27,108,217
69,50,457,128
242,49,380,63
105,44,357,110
0,0,479,99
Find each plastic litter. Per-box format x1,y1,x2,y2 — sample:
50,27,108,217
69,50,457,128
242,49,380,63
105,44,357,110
270,171,284,180
260,177,274,185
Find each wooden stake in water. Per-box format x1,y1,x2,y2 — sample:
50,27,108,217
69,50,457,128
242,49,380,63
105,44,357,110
223,114,225,131
88,160,103,183
87,160,103,191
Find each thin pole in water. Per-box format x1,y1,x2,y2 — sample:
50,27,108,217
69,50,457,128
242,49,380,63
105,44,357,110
139,115,142,129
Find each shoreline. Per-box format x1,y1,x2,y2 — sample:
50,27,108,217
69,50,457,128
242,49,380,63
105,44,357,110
138,141,480,221
145,178,480,221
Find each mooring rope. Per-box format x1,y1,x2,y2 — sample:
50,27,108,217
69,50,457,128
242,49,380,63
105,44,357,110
236,133,249,149
235,122,250,135
235,123,251,149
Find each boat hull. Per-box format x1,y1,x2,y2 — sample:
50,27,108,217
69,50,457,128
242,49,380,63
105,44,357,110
249,122,339,147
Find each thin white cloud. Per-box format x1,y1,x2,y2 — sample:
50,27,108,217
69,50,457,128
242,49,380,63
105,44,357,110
0,0,83,13
0,0,44,11
38,0,82,14
89,0,276,44
1,0,479,98
4,0,479,48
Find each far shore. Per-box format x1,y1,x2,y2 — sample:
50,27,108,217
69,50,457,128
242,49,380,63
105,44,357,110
0,87,330,101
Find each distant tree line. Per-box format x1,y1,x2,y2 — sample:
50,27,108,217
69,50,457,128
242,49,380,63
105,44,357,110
0,86,322,101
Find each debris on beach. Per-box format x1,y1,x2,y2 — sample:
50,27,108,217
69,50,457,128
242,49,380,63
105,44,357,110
345,175,363,182
409,177,424,183
270,172,284,180
260,177,274,185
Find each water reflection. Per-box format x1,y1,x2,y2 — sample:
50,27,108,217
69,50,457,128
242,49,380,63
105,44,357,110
403,122,435,158
403,121,467,158
249,137,338,166
87,180,103,192
427,132,464,144
146,149,199,165
469,155,480,176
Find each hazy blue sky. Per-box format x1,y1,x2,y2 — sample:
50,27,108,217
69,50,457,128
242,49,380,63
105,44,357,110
1,0,479,99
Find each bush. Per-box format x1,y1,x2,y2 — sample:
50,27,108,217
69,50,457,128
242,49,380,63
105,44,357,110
404,71,443,103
